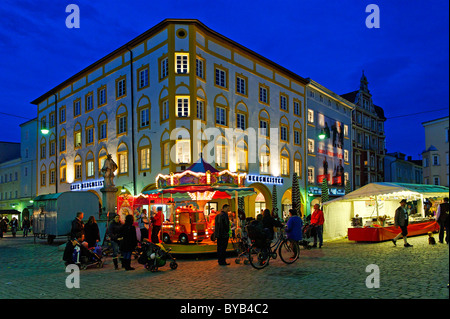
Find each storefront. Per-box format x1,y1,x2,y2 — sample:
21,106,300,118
323,182,448,241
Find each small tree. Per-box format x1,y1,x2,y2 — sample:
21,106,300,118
272,184,279,217
292,172,302,216
321,177,329,207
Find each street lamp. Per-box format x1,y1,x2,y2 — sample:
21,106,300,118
318,129,326,140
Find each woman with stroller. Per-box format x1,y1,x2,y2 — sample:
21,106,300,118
84,216,100,248
119,214,138,271
262,209,282,241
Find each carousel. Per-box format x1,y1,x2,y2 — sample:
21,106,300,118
116,155,255,254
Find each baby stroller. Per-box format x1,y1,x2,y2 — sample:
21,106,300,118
247,220,272,249
63,239,104,270
137,240,178,272
299,223,314,250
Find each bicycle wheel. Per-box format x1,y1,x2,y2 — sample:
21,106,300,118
279,239,299,264
248,244,270,269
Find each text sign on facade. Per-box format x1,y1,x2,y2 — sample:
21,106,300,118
246,175,284,185
70,179,104,191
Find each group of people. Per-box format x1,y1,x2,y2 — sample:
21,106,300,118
107,207,163,271
213,203,326,266
0,216,32,238
69,207,164,271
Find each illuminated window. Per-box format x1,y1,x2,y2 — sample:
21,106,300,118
308,109,314,124
236,141,248,171
308,139,315,153
119,153,128,174
60,160,66,183
177,97,189,117
163,142,170,167
280,150,289,176
175,140,191,164
140,147,150,171
175,53,189,74
74,156,82,180
260,146,270,174
74,131,82,149
308,167,315,184
86,160,94,178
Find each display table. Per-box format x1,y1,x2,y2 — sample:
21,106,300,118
348,221,439,242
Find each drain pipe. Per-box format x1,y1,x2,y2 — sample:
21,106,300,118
54,93,58,194
126,46,137,196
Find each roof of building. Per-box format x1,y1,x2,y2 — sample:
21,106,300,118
31,19,309,105
340,90,386,120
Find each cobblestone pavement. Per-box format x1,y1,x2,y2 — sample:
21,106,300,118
0,232,448,300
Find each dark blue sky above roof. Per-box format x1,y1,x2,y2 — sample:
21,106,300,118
0,0,448,158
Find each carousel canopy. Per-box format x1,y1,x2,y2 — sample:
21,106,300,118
186,154,219,174
143,185,256,199
324,182,449,205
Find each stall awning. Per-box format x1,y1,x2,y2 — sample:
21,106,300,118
324,182,449,205
0,209,21,215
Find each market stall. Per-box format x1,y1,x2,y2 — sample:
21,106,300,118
322,182,449,242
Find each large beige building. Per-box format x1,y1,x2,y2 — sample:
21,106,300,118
32,19,309,217
422,116,449,186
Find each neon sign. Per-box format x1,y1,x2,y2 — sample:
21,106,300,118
70,179,104,191
246,175,284,185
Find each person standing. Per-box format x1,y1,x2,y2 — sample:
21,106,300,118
0,217,6,238
285,209,303,242
119,214,137,271
9,217,18,238
151,207,163,244
70,212,84,240
108,214,123,270
392,199,413,247
22,217,31,237
137,209,150,241
215,204,231,266
84,216,100,248
311,204,324,248
436,197,449,244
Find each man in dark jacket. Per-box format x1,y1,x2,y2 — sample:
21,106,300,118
392,199,413,247
108,214,122,270
215,204,230,266
70,212,84,240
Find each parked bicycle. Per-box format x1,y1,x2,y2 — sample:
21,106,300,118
248,225,300,270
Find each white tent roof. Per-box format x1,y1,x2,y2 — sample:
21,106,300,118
323,182,449,205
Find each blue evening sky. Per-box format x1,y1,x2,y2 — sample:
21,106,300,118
0,0,448,159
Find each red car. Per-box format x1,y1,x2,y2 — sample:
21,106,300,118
162,208,209,244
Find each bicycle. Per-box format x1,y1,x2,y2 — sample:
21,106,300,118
248,226,300,270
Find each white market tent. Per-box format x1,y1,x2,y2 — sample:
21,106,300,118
322,182,449,241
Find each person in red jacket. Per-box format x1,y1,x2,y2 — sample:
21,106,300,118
151,207,163,243
311,204,325,248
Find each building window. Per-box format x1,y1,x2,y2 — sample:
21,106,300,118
74,99,81,117
98,86,107,106
260,146,270,174
215,67,227,88
308,167,315,184
116,77,126,99
74,131,82,149
85,93,94,112
216,107,226,126
160,57,169,79
433,155,440,166
177,97,189,118
60,136,66,153
294,130,301,146
140,147,151,171
176,53,189,74
308,139,315,153
86,160,94,178
307,109,314,124
196,99,205,121
236,142,247,171
40,142,46,159
138,67,149,89
59,106,66,123
237,113,246,130
176,140,191,164
86,127,94,145
294,100,301,116
294,159,302,177
216,143,228,169
49,140,55,156
281,156,289,176
259,85,268,104
119,153,128,174
344,150,349,162
259,120,269,137
196,57,205,79
161,99,169,122
74,162,82,180
281,126,288,142
434,176,440,185
118,115,127,135
163,142,170,167
280,94,288,111
49,112,55,128
99,122,107,141
140,108,150,128
40,171,46,186
236,75,247,96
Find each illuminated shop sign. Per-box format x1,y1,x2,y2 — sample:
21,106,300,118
70,179,104,191
247,175,284,185
308,187,345,196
